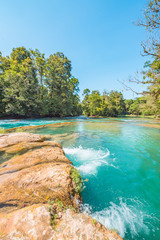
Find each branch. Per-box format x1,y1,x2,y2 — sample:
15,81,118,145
118,80,149,95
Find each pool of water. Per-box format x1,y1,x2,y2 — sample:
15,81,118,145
1,117,160,239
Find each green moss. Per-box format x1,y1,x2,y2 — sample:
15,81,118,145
15,127,24,132
71,167,83,194
0,128,6,134
92,218,97,225
55,199,64,211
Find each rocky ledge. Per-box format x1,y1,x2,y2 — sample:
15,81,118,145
0,132,122,240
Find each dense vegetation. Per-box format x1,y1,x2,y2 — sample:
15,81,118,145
82,90,125,117
0,45,159,118
0,48,81,117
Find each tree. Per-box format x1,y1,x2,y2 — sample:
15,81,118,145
67,77,81,116
89,90,101,116
82,89,125,117
137,0,160,58
138,0,160,114
82,89,91,116
0,47,81,118
0,47,39,117
45,52,78,116
124,0,160,116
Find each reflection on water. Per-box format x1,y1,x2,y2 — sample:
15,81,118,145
0,117,160,239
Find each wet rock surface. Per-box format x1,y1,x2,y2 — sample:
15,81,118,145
0,132,122,240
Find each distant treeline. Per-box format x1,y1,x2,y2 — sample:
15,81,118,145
82,89,160,117
0,47,159,118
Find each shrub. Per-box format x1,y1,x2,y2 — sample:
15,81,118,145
71,167,83,194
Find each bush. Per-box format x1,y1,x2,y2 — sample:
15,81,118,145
71,167,83,194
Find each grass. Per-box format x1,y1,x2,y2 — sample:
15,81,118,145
71,167,83,194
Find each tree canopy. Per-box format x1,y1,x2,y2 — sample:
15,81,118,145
0,47,81,117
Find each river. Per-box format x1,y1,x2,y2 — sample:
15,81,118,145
1,117,160,239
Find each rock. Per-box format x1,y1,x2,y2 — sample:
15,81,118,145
53,209,123,240
0,162,77,213
6,122,75,133
0,133,45,149
0,132,122,239
0,146,71,175
0,205,122,240
0,205,54,240
0,140,62,154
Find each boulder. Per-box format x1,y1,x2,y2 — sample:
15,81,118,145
0,132,123,240
0,162,77,213
0,141,62,154
0,205,123,240
0,133,45,149
0,146,71,175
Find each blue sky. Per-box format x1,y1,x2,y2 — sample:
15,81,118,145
0,0,149,99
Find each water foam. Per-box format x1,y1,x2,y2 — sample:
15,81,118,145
64,146,113,175
82,198,159,239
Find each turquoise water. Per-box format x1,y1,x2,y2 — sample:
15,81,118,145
1,117,160,239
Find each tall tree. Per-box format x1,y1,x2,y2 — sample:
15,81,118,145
139,0,160,114
45,52,72,116
124,0,160,115
1,47,39,117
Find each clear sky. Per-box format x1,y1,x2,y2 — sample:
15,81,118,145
0,0,149,99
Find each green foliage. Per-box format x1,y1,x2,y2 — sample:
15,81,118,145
0,128,6,134
135,0,160,116
82,90,125,117
55,199,64,211
0,47,81,118
92,218,97,225
15,127,24,132
71,167,83,194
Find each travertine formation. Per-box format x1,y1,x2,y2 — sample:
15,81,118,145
0,132,122,240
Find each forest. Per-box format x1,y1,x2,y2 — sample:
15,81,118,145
0,48,81,117
0,44,159,118
0,0,159,118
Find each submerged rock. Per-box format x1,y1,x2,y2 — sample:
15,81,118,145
0,132,122,240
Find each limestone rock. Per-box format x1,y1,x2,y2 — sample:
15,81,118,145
0,140,62,154
0,146,71,175
53,209,123,240
0,132,123,240
0,205,54,240
0,205,123,240
0,133,45,149
0,162,76,213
